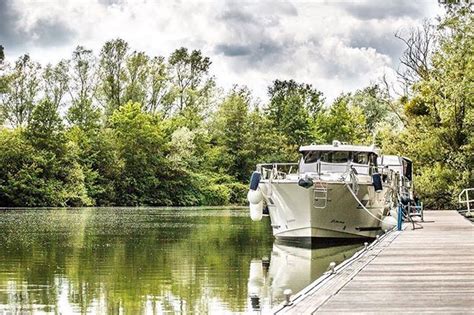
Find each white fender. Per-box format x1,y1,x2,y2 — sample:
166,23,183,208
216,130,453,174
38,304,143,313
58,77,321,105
250,201,263,221
381,216,397,231
247,189,263,205
389,209,398,221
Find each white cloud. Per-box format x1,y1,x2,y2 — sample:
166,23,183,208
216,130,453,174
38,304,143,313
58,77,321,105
1,0,442,103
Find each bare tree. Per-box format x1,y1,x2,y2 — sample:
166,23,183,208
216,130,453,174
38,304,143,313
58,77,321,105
395,20,436,91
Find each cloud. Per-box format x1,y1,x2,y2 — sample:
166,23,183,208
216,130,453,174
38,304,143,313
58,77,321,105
0,0,76,55
0,0,441,102
0,0,23,49
337,0,426,20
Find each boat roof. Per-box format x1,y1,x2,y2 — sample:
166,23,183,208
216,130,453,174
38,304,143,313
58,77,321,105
299,141,380,155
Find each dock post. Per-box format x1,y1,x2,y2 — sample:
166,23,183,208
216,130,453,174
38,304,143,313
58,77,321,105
397,204,403,231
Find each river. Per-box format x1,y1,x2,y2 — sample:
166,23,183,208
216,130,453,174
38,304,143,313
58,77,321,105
0,208,361,313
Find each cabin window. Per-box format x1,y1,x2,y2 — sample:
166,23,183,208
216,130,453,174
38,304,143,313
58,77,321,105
333,151,350,163
369,153,378,166
319,151,350,163
402,159,413,180
303,151,319,163
353,152,369,164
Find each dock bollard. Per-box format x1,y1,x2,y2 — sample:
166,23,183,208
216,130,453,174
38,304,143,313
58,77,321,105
364,242,368,250
283,289,293,306
328,262,336,274
249,294,260,311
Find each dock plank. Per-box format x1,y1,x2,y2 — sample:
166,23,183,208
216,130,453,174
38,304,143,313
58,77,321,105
275,211,474,314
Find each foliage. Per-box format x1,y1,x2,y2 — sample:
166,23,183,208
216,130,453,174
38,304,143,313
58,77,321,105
266,79,324,160
315,94,369,144
0,55,41,127
383,3,473,208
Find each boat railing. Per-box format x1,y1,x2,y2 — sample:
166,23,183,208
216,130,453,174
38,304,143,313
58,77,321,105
257,163,299,180
458,188,474,216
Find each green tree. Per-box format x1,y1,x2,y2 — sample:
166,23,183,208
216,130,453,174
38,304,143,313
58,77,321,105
168,48,214,127
315,94,369,144
123,51,149,106
99,39,129,116
266,79,324,159
43,60,69,109
385,3,473,207
109,101,167,205
26,99,65,152
0,55,41,127
67,46,101,130
147,56,173,114
210,88,252,182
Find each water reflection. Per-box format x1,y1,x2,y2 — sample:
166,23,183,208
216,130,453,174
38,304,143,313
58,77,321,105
0,208,361,314
247,243,361,313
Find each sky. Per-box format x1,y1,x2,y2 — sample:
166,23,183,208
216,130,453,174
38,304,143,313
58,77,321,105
0,0,443,102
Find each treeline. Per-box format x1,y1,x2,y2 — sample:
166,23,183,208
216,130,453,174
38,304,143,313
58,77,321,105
0,4,471,208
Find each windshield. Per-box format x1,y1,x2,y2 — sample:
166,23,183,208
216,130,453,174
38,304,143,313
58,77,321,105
302,151,375,165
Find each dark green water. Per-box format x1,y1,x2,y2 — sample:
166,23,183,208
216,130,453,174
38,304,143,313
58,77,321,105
0,208,361,314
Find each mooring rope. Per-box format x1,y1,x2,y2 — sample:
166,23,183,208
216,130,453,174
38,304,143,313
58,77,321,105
344,182,385,223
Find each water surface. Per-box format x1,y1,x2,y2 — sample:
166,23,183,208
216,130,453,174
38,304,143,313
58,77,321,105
0,208,361,313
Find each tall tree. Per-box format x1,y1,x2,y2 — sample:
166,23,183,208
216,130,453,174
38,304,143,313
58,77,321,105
266,79,324,159
99,39,129,116
315,94,368,144
384,2,473,207
168,48,214,124
43,60,70,109
26,99,65,152
210,88,252,181
0,55,41,127
123,51,149,106
67,46,101,130
109,101,167,205
147,56,173,114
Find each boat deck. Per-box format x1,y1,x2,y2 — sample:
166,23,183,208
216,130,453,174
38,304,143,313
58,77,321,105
274,210,474,314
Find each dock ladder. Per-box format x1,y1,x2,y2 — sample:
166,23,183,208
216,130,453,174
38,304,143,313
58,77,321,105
313,180,328,208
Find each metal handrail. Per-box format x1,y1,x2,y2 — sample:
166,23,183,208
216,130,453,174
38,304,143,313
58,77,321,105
257,163,299,180
458,188,474,216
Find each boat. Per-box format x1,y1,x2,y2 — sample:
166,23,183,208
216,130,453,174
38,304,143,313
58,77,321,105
247,141,413,246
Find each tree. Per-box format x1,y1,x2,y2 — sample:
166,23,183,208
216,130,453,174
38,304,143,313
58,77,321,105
384,2,473,207
43,60,70,109
109,101,167,205
67,46,101,130
123,51,149,106
147,56,173,114
266,79,324,159
210,88,252,181
395,21,436,88
315,94,369,144
99,39,129,116
26,99,65,152
168,48,214,125
0,55,41,127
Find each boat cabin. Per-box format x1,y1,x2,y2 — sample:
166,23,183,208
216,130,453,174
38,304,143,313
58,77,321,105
298,141,379,175
378,155,413,182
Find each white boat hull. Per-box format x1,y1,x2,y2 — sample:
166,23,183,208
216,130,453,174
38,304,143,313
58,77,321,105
261,180,390,243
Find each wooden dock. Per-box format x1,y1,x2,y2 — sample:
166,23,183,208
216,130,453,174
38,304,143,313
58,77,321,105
274,211,474,314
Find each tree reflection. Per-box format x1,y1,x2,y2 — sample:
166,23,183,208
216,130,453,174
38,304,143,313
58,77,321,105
0,208,273,313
